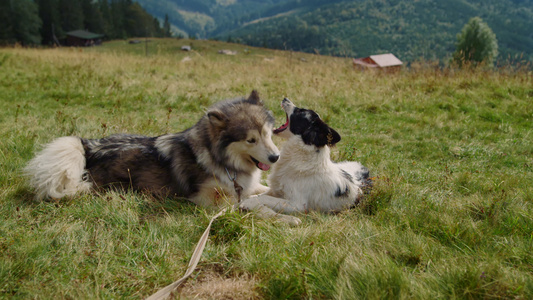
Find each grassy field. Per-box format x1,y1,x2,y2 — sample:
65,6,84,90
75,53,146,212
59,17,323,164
1,38,532,299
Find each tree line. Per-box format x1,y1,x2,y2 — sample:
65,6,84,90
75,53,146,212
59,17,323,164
0,0,172,46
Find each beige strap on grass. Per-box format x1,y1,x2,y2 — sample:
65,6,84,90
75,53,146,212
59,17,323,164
146,208,228,300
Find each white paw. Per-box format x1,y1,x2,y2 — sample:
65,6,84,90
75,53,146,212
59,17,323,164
278,215,302,226
252,185,269,195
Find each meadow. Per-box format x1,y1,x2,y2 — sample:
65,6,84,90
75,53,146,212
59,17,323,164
0,38,532,299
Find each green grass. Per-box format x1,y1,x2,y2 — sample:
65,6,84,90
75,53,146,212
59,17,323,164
1,38,532,299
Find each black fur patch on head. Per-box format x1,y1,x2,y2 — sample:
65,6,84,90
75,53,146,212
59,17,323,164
289,108,341,147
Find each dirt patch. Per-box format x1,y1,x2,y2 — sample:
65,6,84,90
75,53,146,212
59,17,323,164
177,271,261,299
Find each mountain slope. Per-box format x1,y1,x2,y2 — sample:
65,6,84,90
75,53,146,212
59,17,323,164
136,0,285,37
136,0,533,63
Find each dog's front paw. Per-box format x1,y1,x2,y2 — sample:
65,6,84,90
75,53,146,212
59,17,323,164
251,184,269,195
277,215,302,226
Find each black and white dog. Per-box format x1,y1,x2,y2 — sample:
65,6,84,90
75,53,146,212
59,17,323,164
240,98,372,225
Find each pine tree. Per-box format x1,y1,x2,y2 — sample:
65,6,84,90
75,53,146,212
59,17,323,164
124,2,149,37
81,0,105,34
36,0,62,45
58,0,84,32
453,17,498,67
163,14,171,37
153,17,164,37
0,0,42,45
0,0,14,44
109,0,126,39
98,0,114,38
122,1,164,38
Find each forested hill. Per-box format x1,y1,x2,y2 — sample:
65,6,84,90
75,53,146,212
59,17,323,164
0,0,171,46
136,0,533,63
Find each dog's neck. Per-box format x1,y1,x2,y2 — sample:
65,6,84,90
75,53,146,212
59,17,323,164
274,135,331,173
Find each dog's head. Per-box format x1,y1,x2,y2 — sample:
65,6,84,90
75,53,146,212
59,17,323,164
273,98,341,147
207,90,280,172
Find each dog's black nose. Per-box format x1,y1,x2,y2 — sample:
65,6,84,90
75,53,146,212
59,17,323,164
269,154,280,163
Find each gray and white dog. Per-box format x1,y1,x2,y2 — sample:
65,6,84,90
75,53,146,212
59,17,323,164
25,91,280,207
240,98,372,225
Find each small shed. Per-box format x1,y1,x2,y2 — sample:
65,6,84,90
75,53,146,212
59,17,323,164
65,30,104,47
353,53,403,71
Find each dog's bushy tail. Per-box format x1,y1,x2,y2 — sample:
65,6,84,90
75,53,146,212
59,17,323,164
24,136,92,200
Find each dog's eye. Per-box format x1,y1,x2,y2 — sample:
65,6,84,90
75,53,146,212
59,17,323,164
247,138,256,144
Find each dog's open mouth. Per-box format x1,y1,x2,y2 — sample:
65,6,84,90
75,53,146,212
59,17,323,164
273,114,289,134
251,156,270,171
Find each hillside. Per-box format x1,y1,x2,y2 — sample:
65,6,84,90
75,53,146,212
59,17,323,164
135,0,285,37
1,39,532,299
136,0,533,63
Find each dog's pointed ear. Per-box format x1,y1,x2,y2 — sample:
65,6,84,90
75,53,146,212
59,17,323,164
207,109,228,128
326,126,341,146
302,121,341,147
247,90,262,105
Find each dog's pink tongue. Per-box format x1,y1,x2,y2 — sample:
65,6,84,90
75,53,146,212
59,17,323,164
258,162,270,171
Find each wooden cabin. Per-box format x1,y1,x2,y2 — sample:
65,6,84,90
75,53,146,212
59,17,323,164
65,30,104,47
353,53,403,72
